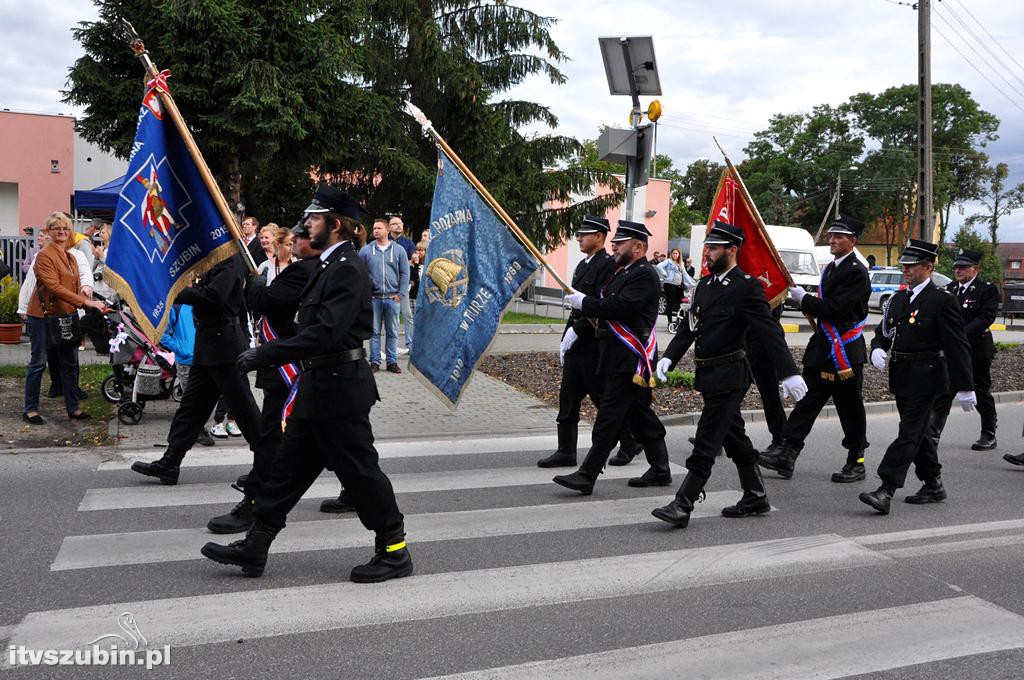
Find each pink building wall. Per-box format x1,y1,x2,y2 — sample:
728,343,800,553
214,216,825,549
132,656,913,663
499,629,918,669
0,111,75,235
540,176,672,288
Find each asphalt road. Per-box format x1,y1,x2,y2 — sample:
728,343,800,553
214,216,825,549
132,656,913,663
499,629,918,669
1,405,1023,679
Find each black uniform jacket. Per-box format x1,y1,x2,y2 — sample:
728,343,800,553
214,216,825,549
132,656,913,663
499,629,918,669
564,250,617,355
253,241,378,418
664,266,798,393
946,277,998,359
579,258,660,377
246,257,318,390
870,283,973,397
800,253,871,369
175,254,246,366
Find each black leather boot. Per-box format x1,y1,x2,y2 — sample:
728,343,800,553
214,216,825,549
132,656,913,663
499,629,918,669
971,433,997,451
628,438,672,487
552,469,598,495
201,521,279,577
207,495,255,534
722,464,771,517
233,470,252,492
609,429,643,466
651,472,707,528
905,477,947,504
350,528,414,583
320,489,356,513
130,451,183,485
196,428,216,447
537,423,578,468
757,441,800,479
859,484,896,514
760,439,785,457
1003,452,1024,466
831,451,866,483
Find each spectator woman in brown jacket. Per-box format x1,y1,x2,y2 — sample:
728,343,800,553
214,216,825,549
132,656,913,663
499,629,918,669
23,212,105,424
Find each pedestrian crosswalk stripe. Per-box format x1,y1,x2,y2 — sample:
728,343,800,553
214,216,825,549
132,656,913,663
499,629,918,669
9,533,885,652
77,463,687,511
96,434,564,470
418,597,1024,680
853,517,1024,546
52,492,745,571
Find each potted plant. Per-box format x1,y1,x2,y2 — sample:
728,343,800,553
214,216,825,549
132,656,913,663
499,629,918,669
0,275,24,343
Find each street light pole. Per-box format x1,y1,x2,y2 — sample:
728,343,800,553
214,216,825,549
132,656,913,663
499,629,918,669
835,165,859,220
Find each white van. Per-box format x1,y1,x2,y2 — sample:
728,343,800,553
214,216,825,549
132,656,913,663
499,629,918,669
814,244,870,270
690,224,820,310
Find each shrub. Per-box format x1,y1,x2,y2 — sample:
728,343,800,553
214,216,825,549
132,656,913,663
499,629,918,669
0,276,22,324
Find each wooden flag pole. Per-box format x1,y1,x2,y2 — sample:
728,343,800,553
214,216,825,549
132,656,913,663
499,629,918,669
403,102,572,292
122,21,258,274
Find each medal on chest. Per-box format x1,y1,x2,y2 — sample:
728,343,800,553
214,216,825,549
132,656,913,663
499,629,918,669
908,309,918,325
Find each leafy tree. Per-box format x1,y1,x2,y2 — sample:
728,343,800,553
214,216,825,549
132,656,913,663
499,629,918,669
963,162,1024,249
936,226,1002,283
65,0,363,221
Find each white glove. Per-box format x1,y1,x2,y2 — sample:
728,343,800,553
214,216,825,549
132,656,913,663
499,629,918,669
655,357,673,383
788,286,806,305
871,348,887,370
956,390,977,412
559,327,578,365
564,291,585,310
781,374,808,402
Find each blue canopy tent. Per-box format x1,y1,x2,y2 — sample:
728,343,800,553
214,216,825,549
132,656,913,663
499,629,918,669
73,175,126,216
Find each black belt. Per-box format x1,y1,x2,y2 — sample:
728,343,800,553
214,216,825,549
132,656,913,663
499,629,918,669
694,349,746,367
891,350,944,363
195,317,240,329
300,347,367,371
595,327,653,339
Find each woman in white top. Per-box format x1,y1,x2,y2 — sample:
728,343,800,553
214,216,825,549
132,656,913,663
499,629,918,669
255,225,294,286
656,248,693,327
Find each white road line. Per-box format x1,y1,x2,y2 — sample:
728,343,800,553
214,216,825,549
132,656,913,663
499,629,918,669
97,435,562,470
10,533,884,651
880,533,1024,559
53,492,744,571
854,517,1024,546
78,463,686,511
419,597,1024,680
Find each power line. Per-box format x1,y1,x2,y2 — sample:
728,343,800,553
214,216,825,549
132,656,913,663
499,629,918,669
933,3,1024,99
930,21,1024,116
950,0,1024,87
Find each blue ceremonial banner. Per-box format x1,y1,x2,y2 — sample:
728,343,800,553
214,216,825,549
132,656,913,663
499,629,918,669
104,74,235,341
410,149,539,408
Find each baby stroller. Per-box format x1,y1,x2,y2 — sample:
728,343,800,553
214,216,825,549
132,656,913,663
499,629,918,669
100,298,179,425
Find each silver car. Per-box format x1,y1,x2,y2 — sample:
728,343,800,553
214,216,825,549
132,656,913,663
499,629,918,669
868,268,953,311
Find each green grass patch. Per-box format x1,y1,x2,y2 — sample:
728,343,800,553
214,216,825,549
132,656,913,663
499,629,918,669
502,311,566,324
995,341,1020,352
659,370,695,389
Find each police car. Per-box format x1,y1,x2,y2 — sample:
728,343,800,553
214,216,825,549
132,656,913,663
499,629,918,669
868,267,952,310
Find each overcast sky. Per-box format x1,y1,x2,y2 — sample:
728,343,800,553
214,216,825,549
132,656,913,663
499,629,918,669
3,0,1023,240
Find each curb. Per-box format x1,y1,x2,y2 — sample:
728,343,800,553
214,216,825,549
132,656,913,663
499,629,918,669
659,390,1024,427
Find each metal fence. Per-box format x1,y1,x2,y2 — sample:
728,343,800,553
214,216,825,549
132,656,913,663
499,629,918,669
0,237,33,284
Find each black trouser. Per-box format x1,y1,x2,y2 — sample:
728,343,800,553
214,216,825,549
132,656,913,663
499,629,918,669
663,283,681,324
784,364,868,457
972,353,996,435
877,391,941,489
685,387,759,481
557,349,639,450
579,375,667,477
255,386,287,488
214,396,230,424
165,362,268,490
254,411,403,534
747,351,786,444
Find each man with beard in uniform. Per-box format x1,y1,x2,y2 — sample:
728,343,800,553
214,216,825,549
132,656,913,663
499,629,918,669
202,185,410,582
131,250,273,535
924,248,999,452
551,220,673,495
651,221,807,528
861,239,974,514
758,215,872,483
537,215,644,468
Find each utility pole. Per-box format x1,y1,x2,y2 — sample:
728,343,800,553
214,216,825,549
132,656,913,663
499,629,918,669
917,0,934,241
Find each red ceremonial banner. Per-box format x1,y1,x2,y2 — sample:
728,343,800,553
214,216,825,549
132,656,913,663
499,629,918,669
704,165,792,308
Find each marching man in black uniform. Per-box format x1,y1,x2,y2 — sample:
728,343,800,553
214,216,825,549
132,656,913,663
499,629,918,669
552,220,673,494
759,215,872,483
651,221,807,528
861,239,974,515
925,248,1000,451
538,215,643,468
202,185,411,582
131,252,273,534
